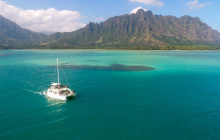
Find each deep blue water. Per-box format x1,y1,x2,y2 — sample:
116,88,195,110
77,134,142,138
1,50,220,140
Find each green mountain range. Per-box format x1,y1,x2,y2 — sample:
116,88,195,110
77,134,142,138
1,9,220,50
0,15,46,49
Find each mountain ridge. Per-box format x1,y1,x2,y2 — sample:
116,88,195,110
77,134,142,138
1,9,220,50
44,9,220,49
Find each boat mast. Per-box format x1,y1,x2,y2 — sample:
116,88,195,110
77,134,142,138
57,58,60,84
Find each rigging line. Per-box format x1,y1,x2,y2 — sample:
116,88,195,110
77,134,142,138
52,59,56,83
61,65,70,85
60,60,70,85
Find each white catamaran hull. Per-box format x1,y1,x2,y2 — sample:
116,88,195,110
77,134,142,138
44,91,74,100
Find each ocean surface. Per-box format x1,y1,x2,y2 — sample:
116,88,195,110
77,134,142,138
1,50,220,140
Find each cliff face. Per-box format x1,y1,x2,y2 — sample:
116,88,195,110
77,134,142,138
47,9,220,49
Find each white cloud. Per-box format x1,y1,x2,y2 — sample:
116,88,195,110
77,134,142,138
93,17,105,23
0,0,86,33
129,0,164,6
185,0,210,10
130,7,148,14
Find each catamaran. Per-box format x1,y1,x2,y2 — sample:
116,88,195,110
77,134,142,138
44,58,76,100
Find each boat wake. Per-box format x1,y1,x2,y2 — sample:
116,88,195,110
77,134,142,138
35,91,45,95
22,88,44,95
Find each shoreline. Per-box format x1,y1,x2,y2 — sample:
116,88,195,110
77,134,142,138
2,49,220,52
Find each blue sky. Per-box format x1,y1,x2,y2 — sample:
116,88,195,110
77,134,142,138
0,0,219,33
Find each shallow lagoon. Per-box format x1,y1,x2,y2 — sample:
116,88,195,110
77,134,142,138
1,50,220,139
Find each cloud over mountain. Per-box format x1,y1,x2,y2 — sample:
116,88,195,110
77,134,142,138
185,0,210,10
130,7,147,14
0,0,86,33
129,0,164,6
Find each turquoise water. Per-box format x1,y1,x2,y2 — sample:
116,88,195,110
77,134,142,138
1,50,220,140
